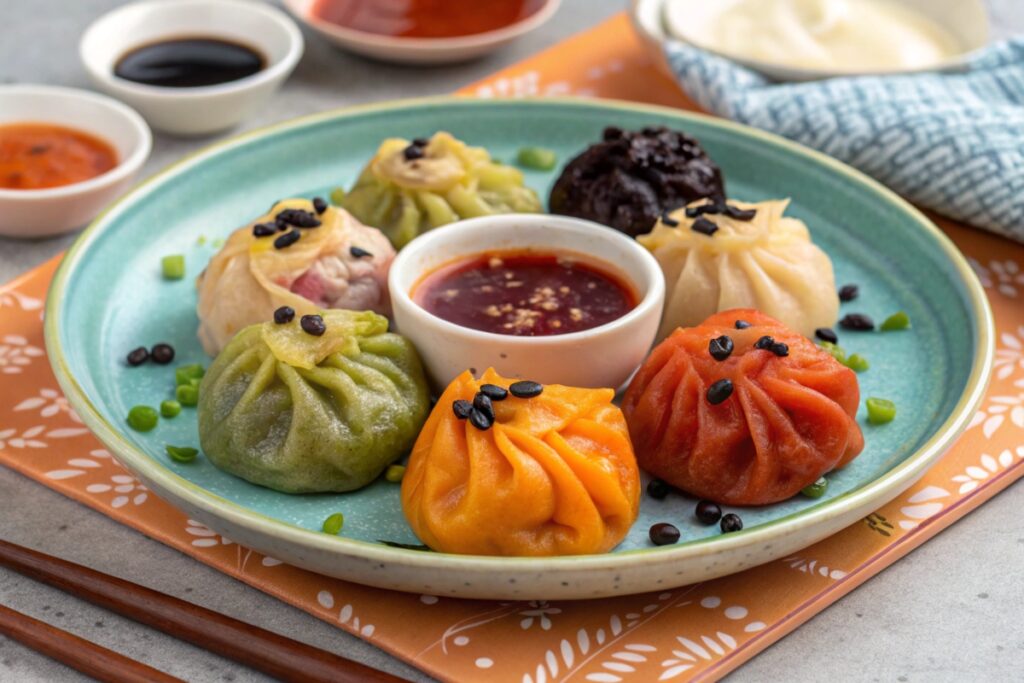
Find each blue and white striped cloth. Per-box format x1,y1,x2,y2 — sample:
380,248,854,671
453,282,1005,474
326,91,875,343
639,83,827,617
664,39,1024,243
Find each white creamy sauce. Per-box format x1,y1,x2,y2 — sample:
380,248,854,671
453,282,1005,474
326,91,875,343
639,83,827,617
665,0,962,72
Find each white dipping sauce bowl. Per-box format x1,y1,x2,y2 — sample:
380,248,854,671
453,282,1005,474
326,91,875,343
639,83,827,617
631,0,990,81
389,215,666,390
0,85,151,238
80,0,304,136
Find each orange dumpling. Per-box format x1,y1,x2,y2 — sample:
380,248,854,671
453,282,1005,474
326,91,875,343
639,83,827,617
622,309,864,506
401,369,640,556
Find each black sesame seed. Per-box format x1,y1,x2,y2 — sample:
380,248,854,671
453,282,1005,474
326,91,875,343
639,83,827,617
754,335,775,350
641,126,662,137
647,478,671,500
349,246,373,259
691,216,719,236
150,343,175,365
126,347,149,366
472,393,495,422
275,218,290,231
770,342,790,357
452,399,473,420
815,327,838,344
479,384,508,401
708,335,734,361
649,522,680,546
468,408,493,431
706,379,733,405
660,211,680,227
724,204,757,221
273,306,295,324
312,197,328,214
839,313,874,331
274,229,301,250
838,284,859,302
685,202,724,218
603,126,624,140
720,513,743,533
403,145,425,161
300,314,326,336
695,500,722,525
734,320,751,330
509,380,543,398
275,209,321,228
252,223,277,237
411,137,429,147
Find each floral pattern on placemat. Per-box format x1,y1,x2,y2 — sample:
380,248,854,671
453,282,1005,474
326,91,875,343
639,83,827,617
1,15,1022,683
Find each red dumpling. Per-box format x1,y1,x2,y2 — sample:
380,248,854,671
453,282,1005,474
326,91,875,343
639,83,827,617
622,309,864,505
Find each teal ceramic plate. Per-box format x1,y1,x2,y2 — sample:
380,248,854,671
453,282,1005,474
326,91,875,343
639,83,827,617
46,98,993,600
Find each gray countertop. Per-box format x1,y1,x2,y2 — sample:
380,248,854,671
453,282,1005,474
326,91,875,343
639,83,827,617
1,1,1022,681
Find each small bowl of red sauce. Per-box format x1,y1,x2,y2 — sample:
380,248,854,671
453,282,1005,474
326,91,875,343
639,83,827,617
390,214,665,390
283,0,561,65
0,85,151,238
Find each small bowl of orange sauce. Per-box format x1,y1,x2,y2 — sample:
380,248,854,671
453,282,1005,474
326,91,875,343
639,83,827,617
0,85,151,238
283,0,562,64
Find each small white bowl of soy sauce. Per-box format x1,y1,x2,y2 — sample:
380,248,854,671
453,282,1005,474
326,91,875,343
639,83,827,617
80,0,303,136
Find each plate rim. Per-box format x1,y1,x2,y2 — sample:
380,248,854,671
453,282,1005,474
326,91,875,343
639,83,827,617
44,95,995,574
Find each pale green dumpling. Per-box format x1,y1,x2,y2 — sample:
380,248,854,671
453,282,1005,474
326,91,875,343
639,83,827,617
340,131,542,248
198,309,430,494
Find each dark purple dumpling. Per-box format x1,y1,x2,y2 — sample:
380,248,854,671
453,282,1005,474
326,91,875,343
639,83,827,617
549,126,726,237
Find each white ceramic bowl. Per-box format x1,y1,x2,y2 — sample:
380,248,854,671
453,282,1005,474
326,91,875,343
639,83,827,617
631,0,990,81
282,0,561,65
80,0,304,136
389,214,665,390
0,85,151,238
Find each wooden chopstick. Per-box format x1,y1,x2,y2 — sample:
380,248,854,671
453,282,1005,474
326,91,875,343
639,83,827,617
0,539,403,683
0,602,183,683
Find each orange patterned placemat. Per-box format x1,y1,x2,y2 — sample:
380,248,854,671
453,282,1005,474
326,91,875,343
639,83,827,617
3,14,1023,683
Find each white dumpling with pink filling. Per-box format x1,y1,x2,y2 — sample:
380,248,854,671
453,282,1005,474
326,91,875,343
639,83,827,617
196,198,395,355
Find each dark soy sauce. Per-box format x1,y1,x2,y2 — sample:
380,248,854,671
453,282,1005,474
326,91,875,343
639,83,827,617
114,37,264,88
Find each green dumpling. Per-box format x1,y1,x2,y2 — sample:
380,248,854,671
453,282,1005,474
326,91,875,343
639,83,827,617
198,309,430,494
340,131,542,249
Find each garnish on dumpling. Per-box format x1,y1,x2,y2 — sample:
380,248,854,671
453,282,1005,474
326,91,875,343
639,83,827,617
622,309,864,506
340,132,542,249
638,198,839,341
401,369,640,556
198,309,430,494
549,126,725,237
196,198,394,355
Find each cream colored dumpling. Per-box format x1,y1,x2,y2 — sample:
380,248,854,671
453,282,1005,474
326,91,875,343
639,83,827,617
638,199,838,340
196,199,395,355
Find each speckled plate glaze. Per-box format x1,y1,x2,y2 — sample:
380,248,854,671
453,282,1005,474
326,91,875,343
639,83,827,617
46,98,993,600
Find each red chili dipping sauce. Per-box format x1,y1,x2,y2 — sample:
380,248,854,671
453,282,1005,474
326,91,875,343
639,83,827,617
0,123,118,190
413,251,638,337
310,0,547,39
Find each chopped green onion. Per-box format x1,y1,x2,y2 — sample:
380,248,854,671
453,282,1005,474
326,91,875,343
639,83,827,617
516,146,558,171
160,400,182,418
166,445,198,463
330,187,346,205
385,464,406,483
819,341,847,364
866,397,897,424
880,311,911,331
801,476,829,498
211,238,224,248
322,512,345,535
127,405,158,432
844,353,870,373
196,235,207,246
175,363,205,387
176,384,199,406
161,254,185,280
